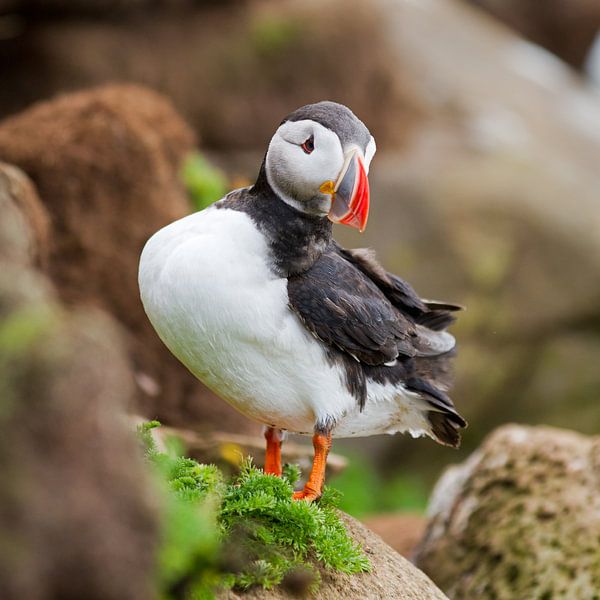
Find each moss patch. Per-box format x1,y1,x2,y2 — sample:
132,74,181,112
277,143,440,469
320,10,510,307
182,152,228,212
138,422,370,598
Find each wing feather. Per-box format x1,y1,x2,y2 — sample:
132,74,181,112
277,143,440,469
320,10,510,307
287,246,457,367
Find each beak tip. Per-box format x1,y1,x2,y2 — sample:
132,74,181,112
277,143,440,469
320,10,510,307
327,151,370,232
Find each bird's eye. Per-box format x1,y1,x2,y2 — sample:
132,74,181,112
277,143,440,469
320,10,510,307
301,135,315,154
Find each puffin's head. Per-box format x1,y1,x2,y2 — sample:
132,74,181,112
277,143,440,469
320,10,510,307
264,101,376,232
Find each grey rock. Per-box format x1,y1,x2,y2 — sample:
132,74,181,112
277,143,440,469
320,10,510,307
414,424,600,599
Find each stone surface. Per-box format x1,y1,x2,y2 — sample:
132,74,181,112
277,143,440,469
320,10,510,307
414,424,600,599
0,175,159,600
0,162,49,267
465,0,600,69
221,513,448,600
0,84,256,433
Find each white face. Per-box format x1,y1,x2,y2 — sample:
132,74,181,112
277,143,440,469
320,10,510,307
265,119,376,216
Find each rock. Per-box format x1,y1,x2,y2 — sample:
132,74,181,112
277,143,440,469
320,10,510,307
0,181,158,599
362,512,427,558
149,422,348,476
0,0,421,150
465,0,600,69
0,84,255,433
221,513,449,600
0,162,49,267
414,424,600,599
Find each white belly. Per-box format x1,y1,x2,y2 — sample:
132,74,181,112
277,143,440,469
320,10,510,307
138,205,431,439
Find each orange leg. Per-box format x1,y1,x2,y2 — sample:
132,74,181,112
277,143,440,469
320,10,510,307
263,427,283,476
293,431,332,502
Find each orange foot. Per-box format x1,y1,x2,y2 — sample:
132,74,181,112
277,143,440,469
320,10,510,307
263,427,283,477
291,431,332,503
292,488,321,502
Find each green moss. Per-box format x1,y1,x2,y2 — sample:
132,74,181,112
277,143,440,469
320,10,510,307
137,422,370,598
181,152,228,212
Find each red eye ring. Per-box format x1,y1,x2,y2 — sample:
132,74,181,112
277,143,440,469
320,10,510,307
301,135,315,154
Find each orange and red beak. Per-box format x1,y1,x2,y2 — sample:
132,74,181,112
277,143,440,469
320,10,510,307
324,150,370,232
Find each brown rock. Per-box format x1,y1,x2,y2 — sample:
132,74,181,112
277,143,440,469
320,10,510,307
0,265,159,600
466,0,600,68
220,513,448,600
1,0,208,14
414,424,600,599
0,0,421,151
0,84,254,432
0,162,49,267
362,512,427,558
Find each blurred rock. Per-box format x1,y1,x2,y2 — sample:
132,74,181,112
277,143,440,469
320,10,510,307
414,424,600,599
0,84,255,432
0,162,49,266
465,0,600,69
221,513,449,600
0,0,218,15
362,513,426,558
0,0,421,150
148,422,348,477
586,32,600,85
0,173,158,599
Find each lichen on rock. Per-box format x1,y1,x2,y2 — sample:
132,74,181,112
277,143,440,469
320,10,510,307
414,424,600,599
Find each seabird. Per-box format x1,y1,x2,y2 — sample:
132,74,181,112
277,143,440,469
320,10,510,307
139,101,466,501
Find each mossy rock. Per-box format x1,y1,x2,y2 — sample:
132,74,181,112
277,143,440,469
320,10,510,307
139,422,447,599
415,424,600,599
220,513,448,600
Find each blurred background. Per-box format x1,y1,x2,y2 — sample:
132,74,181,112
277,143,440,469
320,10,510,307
1,0,600,572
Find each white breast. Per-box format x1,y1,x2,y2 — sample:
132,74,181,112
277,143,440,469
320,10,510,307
139,204,433,440
138,205,356,433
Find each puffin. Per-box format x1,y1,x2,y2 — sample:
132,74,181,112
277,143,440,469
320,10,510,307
139,101,466,501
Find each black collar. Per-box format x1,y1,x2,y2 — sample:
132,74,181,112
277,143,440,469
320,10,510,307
217,160,332,277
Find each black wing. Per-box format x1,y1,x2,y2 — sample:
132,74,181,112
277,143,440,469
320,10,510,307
335,244,463,331
287,248,418,366
288,244,458,365
287,244,466,443
288,245,458,367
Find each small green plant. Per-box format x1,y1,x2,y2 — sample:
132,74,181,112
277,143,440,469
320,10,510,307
137,422,370,599
181,152,228,212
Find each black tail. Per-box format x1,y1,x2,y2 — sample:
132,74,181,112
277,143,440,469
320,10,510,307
405,376,467,448
427,411,464,448
417,300,463,331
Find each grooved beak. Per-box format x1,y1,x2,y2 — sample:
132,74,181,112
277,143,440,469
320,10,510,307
323,150,370,232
